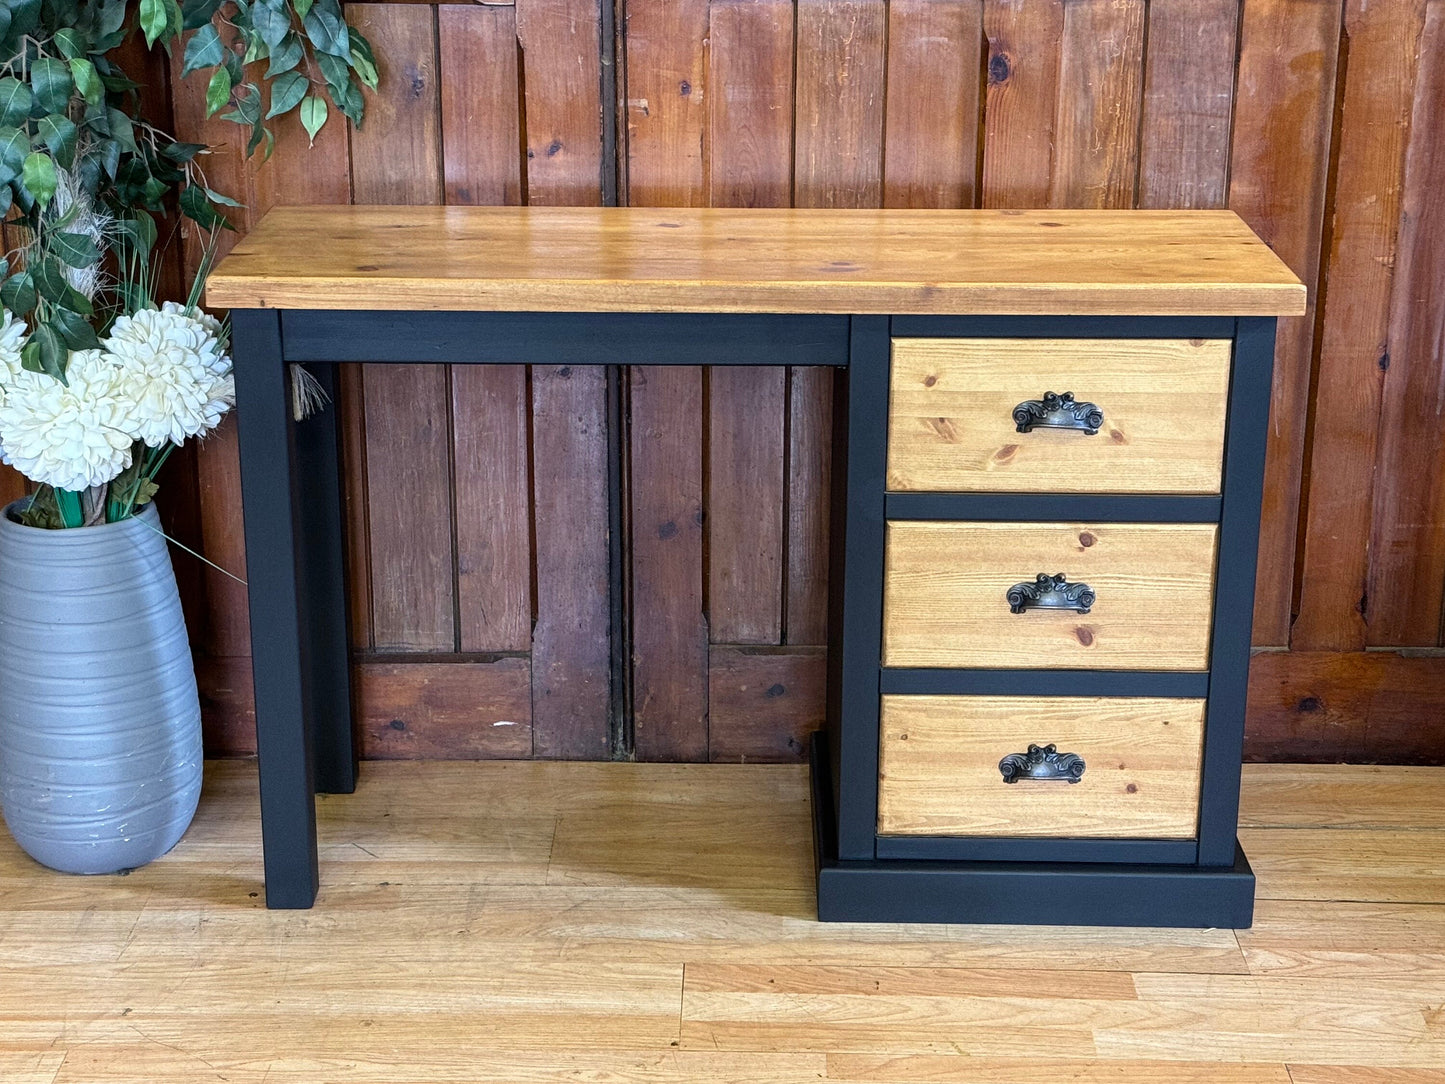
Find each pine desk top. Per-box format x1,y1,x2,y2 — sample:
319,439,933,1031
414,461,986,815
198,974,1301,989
206,206,1307,317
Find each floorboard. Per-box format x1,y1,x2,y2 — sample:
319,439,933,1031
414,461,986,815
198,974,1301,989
0,761,1441,1080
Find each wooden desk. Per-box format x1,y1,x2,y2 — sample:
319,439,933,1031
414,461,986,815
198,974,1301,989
209,207,1305,921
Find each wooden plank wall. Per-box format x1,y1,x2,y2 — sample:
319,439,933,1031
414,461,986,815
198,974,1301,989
5,0,1438,763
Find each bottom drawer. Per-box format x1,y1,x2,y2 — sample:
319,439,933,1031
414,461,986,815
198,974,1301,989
877,695,1206,839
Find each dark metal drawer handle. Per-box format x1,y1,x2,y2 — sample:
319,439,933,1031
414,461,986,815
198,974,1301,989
1013,391,1103,435
1007,572,1095,614
999,743,1086,783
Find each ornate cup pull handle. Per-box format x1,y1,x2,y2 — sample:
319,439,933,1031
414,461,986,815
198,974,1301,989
1007,572,1095,614
999,743,1086,783
1013,391,1104,434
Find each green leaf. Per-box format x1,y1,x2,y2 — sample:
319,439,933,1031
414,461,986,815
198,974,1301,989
223,43,244,84
242,31,269,64
178,183,229,230
140,0,169,47
265,32,304,77
0,126,27,186
265,69,307,118
181,0,223,30
326,71,363,127
161,141,207,163
95,137,121,179
37,114,78,170
21,324,66,382
32,256,71,302
116,212,159,258
49,231,102,269
68,58,103,104
0,77,33,128
52,26,85,59
4,0,40,40
0,271,35,314
21,152,57,209
348,29,379,90
292,0,313,20
299,93,327,144
29,58,73,115
205,65,232,117
98,0,128,37
204,186,243,207
181,23,224,75
50,308,100,352
251,0,290,48
220,82,260,127
302,0,348,58
107,108,138,154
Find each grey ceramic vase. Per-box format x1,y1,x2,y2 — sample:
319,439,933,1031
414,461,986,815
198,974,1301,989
0,499,202,874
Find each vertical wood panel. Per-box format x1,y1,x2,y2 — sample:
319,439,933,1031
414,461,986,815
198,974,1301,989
517,0,611,757
1049,0,1146,209
705,0,793,652
624,0,710,761
440,5,533,655
1228,0,1342,647
789,0,884,645
883,0,985,209
708,367,785,644
1367,0,1445,647
1294,0,1428,651
1137,0,1239,209
350,4,455,653
981,0,1063,208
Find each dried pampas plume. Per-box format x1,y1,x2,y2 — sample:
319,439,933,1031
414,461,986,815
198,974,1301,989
290,364,328,421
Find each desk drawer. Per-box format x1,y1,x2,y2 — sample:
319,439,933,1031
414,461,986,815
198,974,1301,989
877,694,1206,839
882,521,1218,670
887,337,1231,494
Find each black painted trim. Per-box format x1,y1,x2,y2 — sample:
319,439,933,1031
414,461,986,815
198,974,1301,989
812,732,1252,927
281,311,851,366
885,492,1222,523
875,835,1198,865
879,669,1210,697
231,309,320,909
889,315,1237,339
1196,318,1277,866
292,361,357,794
828,316,891,861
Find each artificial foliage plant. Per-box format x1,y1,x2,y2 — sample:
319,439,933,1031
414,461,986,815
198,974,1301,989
0,0,376,527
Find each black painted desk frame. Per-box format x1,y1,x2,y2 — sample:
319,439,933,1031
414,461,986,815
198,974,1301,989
232,307,1275,925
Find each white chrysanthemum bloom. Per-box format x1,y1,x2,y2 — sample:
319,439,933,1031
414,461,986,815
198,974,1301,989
0,350,137,490
0,309,27,404
102,303,234,447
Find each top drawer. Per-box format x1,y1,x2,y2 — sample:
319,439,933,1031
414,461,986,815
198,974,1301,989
887,337,1232,494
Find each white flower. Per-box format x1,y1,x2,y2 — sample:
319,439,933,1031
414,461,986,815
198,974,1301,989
102,304,234,447
0,350,137,490
0,309,27,404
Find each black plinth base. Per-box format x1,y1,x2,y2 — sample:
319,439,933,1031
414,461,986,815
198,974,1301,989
809,732,1255,929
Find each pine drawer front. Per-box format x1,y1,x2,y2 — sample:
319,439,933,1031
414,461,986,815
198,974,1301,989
887,337,1232,494
877,695,1207,838
882,521,1218,670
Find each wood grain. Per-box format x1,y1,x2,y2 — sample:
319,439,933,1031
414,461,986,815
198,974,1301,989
886,337,1231,494
1049,0,1146,208
1366,1,1445,648
707,646,825,763
877,694,1206,838
439,4,522,208
1228,0,1343,647
355,658,532,759
206,207,1306,315
1292,0,1427,652
1137,0,1238,209
708,368,785,644
705,0,794,209
350,4,454,653
883,0,985,209
784,366,833,645
882,521,1219,670
981,0,1064,208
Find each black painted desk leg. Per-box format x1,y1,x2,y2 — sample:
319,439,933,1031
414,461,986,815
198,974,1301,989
293,362,358,794
232,308,320,908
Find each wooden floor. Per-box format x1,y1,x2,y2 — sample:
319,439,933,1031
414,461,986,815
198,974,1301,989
2,761,1444,1083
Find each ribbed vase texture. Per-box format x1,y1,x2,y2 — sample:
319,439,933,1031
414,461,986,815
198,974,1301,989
0,501,201,874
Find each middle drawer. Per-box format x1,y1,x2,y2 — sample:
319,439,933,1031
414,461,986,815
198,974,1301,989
882,521,1219,670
